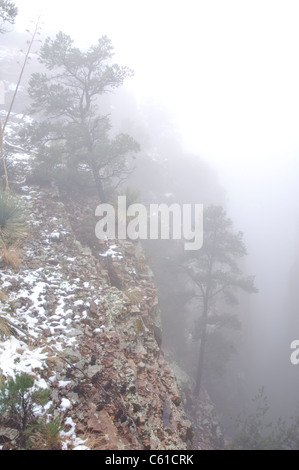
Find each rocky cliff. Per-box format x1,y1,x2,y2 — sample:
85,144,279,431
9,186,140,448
0,142,224,450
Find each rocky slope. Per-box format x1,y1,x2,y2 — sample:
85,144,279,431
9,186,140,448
0,128,224,450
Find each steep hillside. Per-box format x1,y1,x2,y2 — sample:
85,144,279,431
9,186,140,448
0,138,223,450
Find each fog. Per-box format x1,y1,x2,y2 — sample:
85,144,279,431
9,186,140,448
4,0,299,445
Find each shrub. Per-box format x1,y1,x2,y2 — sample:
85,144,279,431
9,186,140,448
28,162,95,195
126,288,144,305
26,162,53,187
27,418,62,450
0,373,51,449
53,166,94,194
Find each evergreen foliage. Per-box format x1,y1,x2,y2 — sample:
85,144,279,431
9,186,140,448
24,32,140,200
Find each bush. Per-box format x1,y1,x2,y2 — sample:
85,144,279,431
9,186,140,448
0,373,52,449
26,418,62,450
26,162,53,187
125,288,144,305
53,166,94,193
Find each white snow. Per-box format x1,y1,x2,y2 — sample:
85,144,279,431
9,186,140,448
50,231,61,240
60,417,89,451
99,244,123,259
60,398,72,411
0,336,47,379
58,380,71,388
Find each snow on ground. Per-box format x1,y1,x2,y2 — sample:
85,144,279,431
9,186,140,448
0,336,47,379
100,244,123,259
60,417,89,451
0,145,102,449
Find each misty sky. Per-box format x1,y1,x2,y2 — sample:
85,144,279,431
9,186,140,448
11,0,299,174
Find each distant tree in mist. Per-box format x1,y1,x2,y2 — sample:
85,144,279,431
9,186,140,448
24,32,139,200
0,0,17,33
183,206,257,395
231,387,299,450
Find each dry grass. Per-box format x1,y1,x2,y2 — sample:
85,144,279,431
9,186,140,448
1,245,22,270
28,419,62,450
76,429,103,450
28,431,52,450
0,316,17,339
135,257,150,274
0,289,7,302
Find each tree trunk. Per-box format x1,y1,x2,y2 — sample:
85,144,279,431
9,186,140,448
194,296,209,395
91,165,106,203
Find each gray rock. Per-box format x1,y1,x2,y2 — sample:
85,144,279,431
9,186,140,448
86,365,102,378
62,348,82,362
0,427,18,442
65,328,84,337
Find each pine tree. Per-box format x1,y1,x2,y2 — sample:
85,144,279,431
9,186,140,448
25,32,139,201
0,0,17,33
183,206,258,395
0,373,51,448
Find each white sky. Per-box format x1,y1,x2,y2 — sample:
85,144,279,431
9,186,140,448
11,0,299,175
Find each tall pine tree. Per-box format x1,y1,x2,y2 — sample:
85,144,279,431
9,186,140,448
183,206,257,394
25,32,139,200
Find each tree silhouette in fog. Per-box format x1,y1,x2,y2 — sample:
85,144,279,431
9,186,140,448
0,0,17,34
183,206,257,395
25,32,139,200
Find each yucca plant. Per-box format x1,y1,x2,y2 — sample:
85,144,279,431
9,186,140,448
0,191,27,247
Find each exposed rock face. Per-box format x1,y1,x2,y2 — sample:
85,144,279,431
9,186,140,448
0,177,195,449
0,149,224,450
